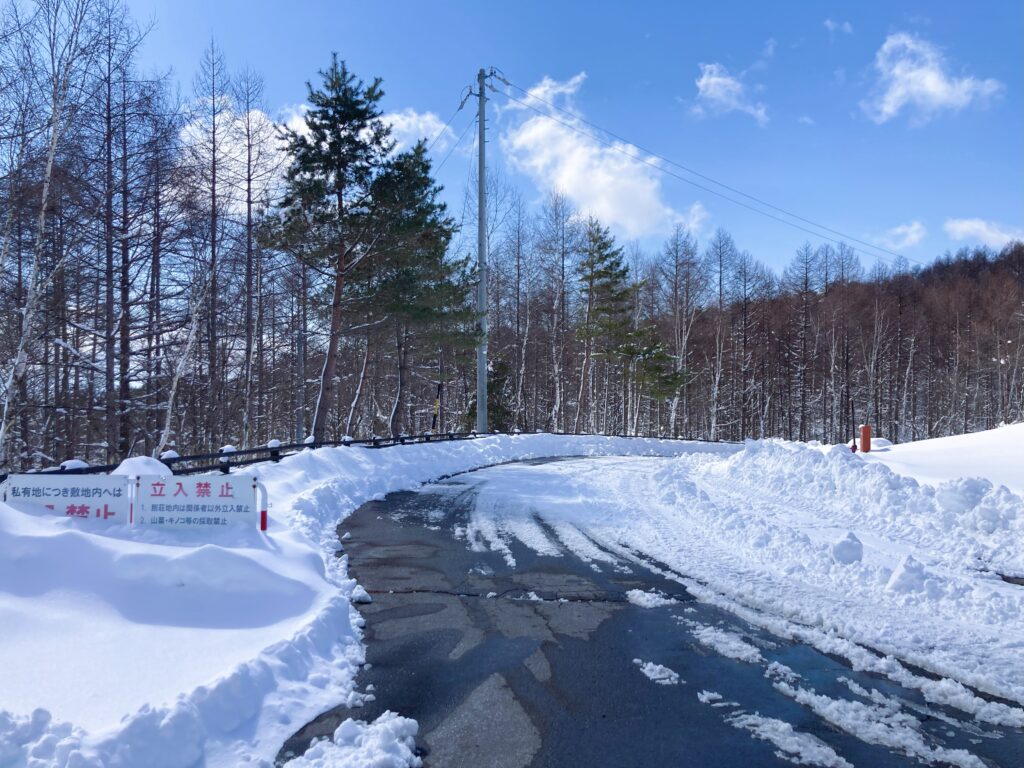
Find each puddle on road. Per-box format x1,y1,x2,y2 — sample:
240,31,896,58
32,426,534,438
278,467,1024,768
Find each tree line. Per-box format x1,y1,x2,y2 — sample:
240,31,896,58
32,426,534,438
1,0,1021,471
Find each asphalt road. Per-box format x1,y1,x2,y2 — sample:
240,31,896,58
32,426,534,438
279,459,1024,767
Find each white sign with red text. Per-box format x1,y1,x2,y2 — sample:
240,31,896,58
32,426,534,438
2,474,130,525
134,475,258,529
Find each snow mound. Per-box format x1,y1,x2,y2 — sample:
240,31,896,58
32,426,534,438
111,455,172,477
886,555,944,598
283,711,420,768
831,532,863,565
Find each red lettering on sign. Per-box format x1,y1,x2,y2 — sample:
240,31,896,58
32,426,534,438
218,482,234,498
151,481,166,497
173,482,188,497
196,482,211,498
65,504,89,518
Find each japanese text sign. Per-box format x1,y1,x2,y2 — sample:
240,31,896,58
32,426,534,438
135,475,257,529
2,474,130,525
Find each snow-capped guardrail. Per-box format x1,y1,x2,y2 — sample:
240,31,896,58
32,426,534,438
0,430,735,484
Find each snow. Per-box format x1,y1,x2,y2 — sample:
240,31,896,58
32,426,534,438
282,711,420,768
861,423,1024,495
830,532,863,565
443,432,1024,714
4,426,1023,766
772,679,986,767
111,455,173,477
632,659,681,685
683,621,764,664
0,434,710,767
625,588,677,608
723,712,853,768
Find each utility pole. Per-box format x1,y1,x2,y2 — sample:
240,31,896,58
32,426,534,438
475,67,488,434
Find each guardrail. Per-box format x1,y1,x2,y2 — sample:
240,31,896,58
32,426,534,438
0,430,734,483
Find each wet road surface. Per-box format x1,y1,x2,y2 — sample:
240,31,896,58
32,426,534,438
279,460,1024,767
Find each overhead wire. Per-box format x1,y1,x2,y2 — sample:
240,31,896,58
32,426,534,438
434,112,477,173
493,75,925,268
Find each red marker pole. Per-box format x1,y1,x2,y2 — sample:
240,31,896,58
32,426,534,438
860,424,872,453
254,478,269,531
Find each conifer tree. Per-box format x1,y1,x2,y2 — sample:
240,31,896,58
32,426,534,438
278,54,393,441
362,143,476,437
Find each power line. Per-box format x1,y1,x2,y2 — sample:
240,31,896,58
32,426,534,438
494,76,925,268
424,87,473,153
434,112,476,173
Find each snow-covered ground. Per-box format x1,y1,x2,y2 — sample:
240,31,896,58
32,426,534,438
0,435,713,768
861,422,1024,495
2,426,1021,767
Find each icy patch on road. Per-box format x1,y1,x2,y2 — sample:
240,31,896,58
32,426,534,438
633,659,681,685
724,712,853,768
283,711,420,768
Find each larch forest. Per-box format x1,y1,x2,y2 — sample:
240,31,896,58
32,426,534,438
1,0,1022,472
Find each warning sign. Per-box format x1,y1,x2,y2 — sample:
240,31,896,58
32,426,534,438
135,475,258,529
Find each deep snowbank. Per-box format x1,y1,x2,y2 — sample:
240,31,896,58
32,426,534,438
861,422,1024,495
0,434,718,768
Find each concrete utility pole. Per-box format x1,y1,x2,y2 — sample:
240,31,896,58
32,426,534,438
475,67,488,434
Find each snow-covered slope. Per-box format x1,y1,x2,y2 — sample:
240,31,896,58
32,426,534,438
0,435,718,768
860,422,1024,495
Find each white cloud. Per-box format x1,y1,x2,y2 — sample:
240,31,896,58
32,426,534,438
692,63,768,125
500,73,706,239
944,218,1024,249
824,19,853,37
505,72,588,115
861,33,1003,124
278,103,310,136
278,104,453,154
797,115,816,126
383,107,453,152
877,220,926,249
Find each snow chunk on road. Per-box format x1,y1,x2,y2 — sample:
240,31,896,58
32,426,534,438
726,712,853,768
633,659,682,685
283,711,420,768
686,621,764,664
625,588,678,608
830,532,863,565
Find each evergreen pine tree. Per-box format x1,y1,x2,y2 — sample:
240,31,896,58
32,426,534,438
277,54,393,441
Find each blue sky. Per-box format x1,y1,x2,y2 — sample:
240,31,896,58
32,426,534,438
127,0,1023,273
